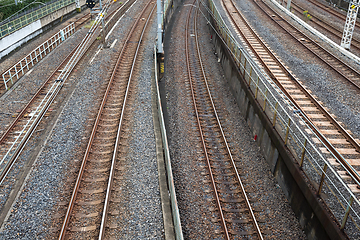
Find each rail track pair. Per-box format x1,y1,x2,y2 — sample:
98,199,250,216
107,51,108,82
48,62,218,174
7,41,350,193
58,1,155,238
222,0,360,196
0,1,154,238
184,1,265,238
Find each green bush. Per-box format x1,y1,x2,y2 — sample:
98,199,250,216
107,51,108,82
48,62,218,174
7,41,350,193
303,10,312,21
0,0,53,22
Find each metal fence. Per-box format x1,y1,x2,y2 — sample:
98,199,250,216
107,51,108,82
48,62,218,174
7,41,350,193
0,0,75,39
206,0,360,236
1,22,75,90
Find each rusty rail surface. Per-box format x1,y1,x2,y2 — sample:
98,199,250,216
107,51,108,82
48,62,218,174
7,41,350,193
206,0,360,234
185,1,264,238
0,0,134,186
223,0,360,191
58,1,155,238
290,1,360,53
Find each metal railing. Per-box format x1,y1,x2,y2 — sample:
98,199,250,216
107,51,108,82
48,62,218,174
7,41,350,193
1,22,75,90
206,0,360,236
0,0,75,39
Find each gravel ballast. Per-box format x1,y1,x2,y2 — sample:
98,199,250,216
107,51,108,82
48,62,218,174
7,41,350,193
162,1,307,238
0,0,165,238
216,0,360,141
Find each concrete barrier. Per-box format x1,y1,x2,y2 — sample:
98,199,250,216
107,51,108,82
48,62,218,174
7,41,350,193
270,0,360,65
0,20,42,59
0,0,86,60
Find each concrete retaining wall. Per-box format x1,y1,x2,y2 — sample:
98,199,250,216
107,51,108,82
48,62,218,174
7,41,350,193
209,19,349,240
0,0,86,60
0,20,43,59
163,0,182,38
270,0,360,65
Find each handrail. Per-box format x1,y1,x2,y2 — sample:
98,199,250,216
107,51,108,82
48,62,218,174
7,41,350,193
0,0,75,39
203,0,360,234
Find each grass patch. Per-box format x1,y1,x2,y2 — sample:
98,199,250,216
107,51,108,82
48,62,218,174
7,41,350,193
84,20,96,29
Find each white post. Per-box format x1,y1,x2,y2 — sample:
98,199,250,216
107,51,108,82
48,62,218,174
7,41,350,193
341,1,359,50
287,0,291,11
157,0,163,53
75,0,81,12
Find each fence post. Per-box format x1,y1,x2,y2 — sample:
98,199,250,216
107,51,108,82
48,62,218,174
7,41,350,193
238,48,242,69
25,56,29,70
243,58,247,77
255,76,260,99
341,196,354,230
8,71,13,86
317,164,328,195
263,89,268,111
272,102,278,127
248,67,252,86
300,139,307,167
284,117,291,145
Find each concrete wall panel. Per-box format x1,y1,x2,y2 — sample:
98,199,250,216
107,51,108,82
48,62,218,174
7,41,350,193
0,0,86,60
0,20,42,58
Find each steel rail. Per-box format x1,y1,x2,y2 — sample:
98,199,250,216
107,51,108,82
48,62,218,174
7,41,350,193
193,3,264,239
252,0,360,180
186,1,263,238
224,0,360,185
0,19,101,185
0,0,125,185
307,0,360,31
58,1,155,238
256,0,360,90
0,23,75,95
99,3,155,239
253,0,360,148
185,3,229,239
74,13,92,29
291,1,360,52
0,42,80,146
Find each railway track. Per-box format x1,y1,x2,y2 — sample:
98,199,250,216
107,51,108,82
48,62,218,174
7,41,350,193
185,1,264,239
0,40,83,184
290,1,360,53
222,0,360,194
74,13,92,29
0,0,123,96
0,14,93,95
0,1,119,185
308,0,360,32
58,1,155,238
0,0,137,186
257,0,360,89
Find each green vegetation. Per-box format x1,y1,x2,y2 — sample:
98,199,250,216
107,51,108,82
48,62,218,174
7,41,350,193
0,0,53,22
303,10,312,21
84,19,96,28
